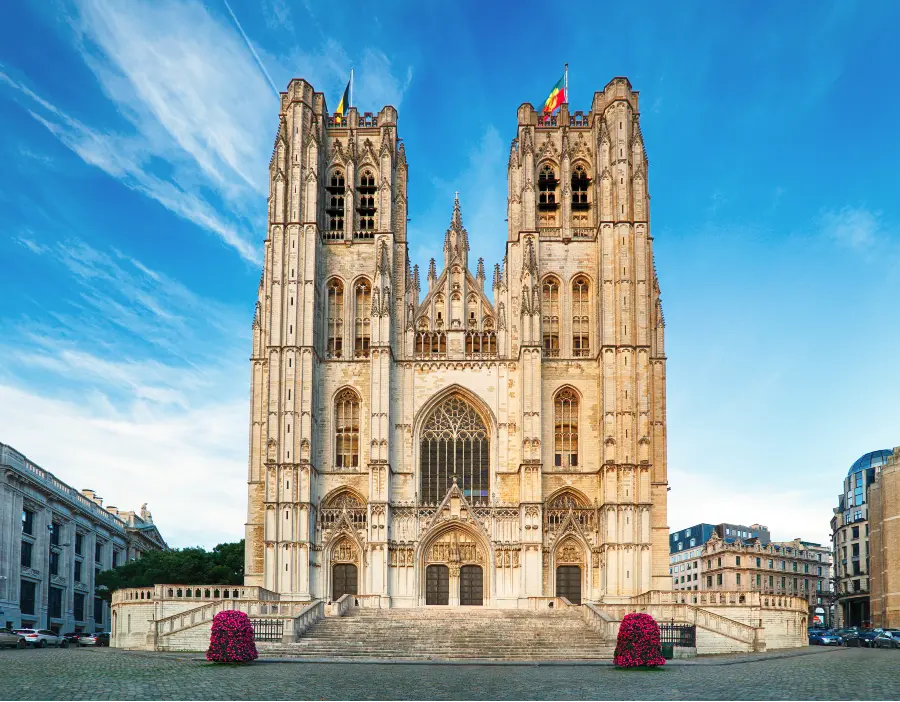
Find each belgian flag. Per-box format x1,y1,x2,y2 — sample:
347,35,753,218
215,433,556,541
335,78,351,117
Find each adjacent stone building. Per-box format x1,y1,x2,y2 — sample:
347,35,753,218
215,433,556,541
245,77,669,607
0,442,166,633
831,449,894,627
869,447,900,629
670,523,832,624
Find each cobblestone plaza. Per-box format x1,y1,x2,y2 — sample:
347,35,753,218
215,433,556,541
1,648,899,700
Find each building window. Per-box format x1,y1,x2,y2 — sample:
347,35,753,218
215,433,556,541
415,330,447,357
685,529,691,537
354,280,371,358
75,533,84,556
49,550,60,576
50,522,60,547
334,389,361,468
19,580,36,615
571,163,590,210
768,559,773,569
756,573,761,587
792,562,798,572
465,331,497,357
756,557,761,567
553,388,579,468
21,509,34,536
736,556,741,566
769,575,774,587
854,510,863,521
357,170,377,230
419,394,490,504
48,587,63,619
326,279,344,359
717,574,722,586
571,276,590,356
95,542,103,563
326,170,346,232
707,576,712,587
717,558,722,567
689,538,696,547
538,164,559,209
736,573,741,586
852,526,859,539
74,593,85,622
74,560,83,583
541,277,560,356
112,550,120,568
20,541,33,568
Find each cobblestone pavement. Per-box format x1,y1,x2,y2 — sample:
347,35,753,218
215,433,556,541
1,646,898,700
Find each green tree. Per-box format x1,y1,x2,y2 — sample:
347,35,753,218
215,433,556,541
95,540,244,601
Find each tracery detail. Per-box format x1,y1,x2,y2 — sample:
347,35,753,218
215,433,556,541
420,395,489,504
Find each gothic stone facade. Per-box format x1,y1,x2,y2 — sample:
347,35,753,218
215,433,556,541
245,77,669,607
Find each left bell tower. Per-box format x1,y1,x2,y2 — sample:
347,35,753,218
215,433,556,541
246,79,323,593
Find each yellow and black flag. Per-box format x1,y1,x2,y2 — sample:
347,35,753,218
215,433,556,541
335,73,352,121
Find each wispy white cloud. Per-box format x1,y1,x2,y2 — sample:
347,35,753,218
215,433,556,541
820,206,881,251
0,238,249,547
14,233,49,255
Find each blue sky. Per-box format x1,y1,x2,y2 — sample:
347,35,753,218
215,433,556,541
1,0,898,548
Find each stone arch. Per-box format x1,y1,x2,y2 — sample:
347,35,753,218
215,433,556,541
321,485,366,509
552,535,589,603
415,520,492,607
414,385,496,506
323,525,366,602
546,486,590,509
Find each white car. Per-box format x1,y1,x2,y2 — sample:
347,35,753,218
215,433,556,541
14,629,66,648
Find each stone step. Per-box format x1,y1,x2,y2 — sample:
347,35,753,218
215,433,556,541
257,606,613,660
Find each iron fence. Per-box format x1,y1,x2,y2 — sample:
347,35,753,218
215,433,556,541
659,623,696,648
250,618,284,642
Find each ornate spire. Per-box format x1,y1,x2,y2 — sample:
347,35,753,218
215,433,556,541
412,264,420,293
427,258,437,291
444,193,469,268
493,263,501,290
476,258,485,290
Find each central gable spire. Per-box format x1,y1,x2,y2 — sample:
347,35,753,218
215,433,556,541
442,193,470,269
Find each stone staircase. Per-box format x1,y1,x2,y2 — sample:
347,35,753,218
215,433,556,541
257,607,616,661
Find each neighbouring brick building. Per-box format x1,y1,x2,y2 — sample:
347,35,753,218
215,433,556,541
0,442,166,633
831,449,894,627
869,447,900,629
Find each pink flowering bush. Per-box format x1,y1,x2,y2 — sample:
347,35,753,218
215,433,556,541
206,610,258,663
614,613,666,668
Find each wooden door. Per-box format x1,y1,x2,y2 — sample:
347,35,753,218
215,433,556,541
556,565,582,604
426,564,449,605
332,563,358,600
459,565,483,606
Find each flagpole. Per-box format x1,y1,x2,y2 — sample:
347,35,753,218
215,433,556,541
350,68,354,110
564,63,568,105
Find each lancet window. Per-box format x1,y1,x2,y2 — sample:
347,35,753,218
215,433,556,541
415,331,447,357
538,164,559,209
554,388,579,468
571,164,590,210
326,170,345,233
572,276,590,357
542,276,560,357
334,389,360,469
465,331,497,357
326,279,344,359
420,395,490,504
357,170,377,231
354,280,371,358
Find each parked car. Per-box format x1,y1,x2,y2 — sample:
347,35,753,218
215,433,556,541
0,628,27,649
78,632,110,647
61,632,83,645
856,629,884,648
873,630,900,649
809,630,843,646
14,629,65,648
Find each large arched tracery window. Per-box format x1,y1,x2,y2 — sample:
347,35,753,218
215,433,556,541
334,389,360,468
420,395,490,505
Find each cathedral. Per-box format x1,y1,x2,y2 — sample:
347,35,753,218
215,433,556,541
244,77,670,608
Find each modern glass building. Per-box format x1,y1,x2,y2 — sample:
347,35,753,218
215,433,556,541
831,449,894,627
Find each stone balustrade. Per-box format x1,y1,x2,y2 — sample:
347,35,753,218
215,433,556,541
112,584,280,605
